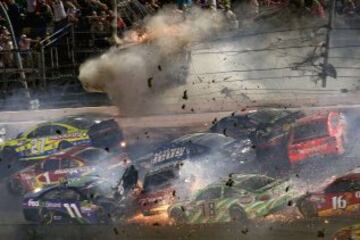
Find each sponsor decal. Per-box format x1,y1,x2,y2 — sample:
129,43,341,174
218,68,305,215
45,202,62,208
49,133,84,141
27,199,40,207
151,147,186,164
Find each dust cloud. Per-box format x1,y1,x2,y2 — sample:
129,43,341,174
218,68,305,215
78,7,227,116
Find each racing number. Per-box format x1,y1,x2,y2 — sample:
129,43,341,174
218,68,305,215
332,196,347,209
201,202,216,217
63,203,82,218
30,138,46,154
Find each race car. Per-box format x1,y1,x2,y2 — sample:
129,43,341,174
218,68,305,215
209,109,304,141
23,165,138,224
287,111,347,164
297,168,360,218
136,133,256,216
137,163,191,216
332,224,360,240
137,132,255,169
7,145,131,195
167,174,301,224
0,114,124,174
209,109,304,163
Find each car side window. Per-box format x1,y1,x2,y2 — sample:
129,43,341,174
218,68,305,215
330,115,340,129
42,189,62,200
27,125,54,138
223,187,239,198
60,189,81,200
51,125,68,135
195,187,221,201
74,148,108,162
325,180,354,193
61,159,81,169
42,159,60,171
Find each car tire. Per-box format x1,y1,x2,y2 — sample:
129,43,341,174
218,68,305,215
39,209,54,224
169,208,186,224
58,141,73,150
298,198,317,218
229,205,248,225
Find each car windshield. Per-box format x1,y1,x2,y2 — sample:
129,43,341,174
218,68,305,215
293,120,328,143
237,176,275,192
143,168,178,192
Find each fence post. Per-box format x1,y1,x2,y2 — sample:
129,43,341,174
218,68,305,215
0,2,31,100
71,24,75,65
41,46,46,88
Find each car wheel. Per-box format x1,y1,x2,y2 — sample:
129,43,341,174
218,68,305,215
6,178,26,196
39,209,54,224
298,199,317,218
58,141,73,150
229,205,248,225
169,208,186,224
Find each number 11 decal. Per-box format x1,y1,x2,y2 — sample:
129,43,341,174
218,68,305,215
63,203,82,218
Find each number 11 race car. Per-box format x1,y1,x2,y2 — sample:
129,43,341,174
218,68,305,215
23,165,138,224
0,114,124,176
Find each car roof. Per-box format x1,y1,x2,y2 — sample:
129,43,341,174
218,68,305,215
295,111,334,124
170,133,235,147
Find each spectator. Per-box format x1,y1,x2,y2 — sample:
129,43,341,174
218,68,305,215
51,0,68,32
0,28,14,67
7,0,22,39
33,0,53,38
18,34,35,66
66,4,79,24
25,0,37,28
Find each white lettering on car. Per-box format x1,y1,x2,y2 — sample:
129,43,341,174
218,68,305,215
27,199,40,207
332,196,347,209
151,147,186,164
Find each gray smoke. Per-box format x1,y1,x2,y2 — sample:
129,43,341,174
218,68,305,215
79,7,227,116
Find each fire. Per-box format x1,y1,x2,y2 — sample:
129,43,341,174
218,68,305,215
122,25,183,44
127,211,172,225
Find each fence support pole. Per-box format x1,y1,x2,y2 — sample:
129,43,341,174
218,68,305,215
112,0,118,41
0,2,31,100
321,0,336,88
41,46,46,87
70,24,75,65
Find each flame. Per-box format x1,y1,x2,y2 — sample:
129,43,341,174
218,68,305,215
122,25,183,44
127,211,171,225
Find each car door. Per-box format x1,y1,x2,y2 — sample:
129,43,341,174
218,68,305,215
191,187,222,223
35,159,62,187
58,189,85,222
26,124,55,156
60,158,88,180
318,179,360,217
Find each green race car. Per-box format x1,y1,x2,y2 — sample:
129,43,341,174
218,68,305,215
0,114,124,175
168,174,300,224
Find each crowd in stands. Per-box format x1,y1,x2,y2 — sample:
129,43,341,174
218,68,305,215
0,0,357,68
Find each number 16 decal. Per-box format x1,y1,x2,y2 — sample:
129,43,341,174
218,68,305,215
63,203,82,218
332,196,347,209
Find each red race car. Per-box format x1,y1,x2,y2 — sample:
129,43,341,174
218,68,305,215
287,111,347,164
7,145,130,195
297,168,360,218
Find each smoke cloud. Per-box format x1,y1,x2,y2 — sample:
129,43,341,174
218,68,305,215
79,7,228,116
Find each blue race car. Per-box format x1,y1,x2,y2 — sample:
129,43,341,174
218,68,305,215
22,165,138,224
